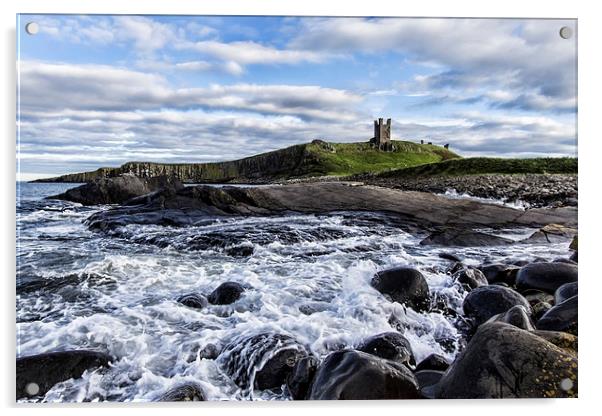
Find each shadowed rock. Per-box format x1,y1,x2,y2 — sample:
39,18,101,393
420,228,512,247
516,262,578,294
177,293,208,310
371,267,430,312
555,282,578,304
356,332,415,367
536,295,578,335
463,285,531,326
207,282,245,305
415,354,450,372
157,383,206,401
286,356,319,400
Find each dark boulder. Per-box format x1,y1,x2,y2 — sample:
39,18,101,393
356,332,415,367
532,301,553,321
219,333,308,392
225,244,255,257
463,285,531,326
207,282,245,305
555,282,578,304
199,343,220,360
452,268,488,290
48,174,183,206
435,322,577,398
532,330,578,356
16,350,112,400
307,350,420,400
536,295,578,335
479,263,519,285
415,370,444,399
420,227,512,247
286,356,319,400
522,289,555,307
570,251,578,262
371,267,430,312
438,252,462,262
415,353,450,372
487,305,534,330
177,293,208,310
516,262,578,294
157,383,206,401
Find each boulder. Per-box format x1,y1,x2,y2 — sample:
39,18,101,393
307,350,420,400
371,267,430,312
463,285,531,326
516,262,578,294
286,356,319,400
532,330,578,355
176,293,208,310
486,305,534,331
555,282,578,304
420,227,512,247
532,302,553,322
414,370,444,399
16,350,112,400
219,333,308,392
157,383,206,401
414,353,450,372
452,268,488,290
522,289,555,307
356,332,415,367
479,263,519,286
48,174,183,206
207,282,245,305
536,295,578,335
435,322,577,398
523,224,577,244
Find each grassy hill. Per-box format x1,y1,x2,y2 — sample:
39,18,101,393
369,157,577,178
34,140,460,183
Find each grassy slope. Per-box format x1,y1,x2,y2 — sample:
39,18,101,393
372,157,578,178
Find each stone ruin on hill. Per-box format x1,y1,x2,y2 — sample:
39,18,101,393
370,118,394,151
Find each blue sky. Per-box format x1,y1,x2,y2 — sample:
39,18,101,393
17,15,577,179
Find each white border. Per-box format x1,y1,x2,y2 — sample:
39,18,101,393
2,0,600,414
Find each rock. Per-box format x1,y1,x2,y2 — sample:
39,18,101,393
570,235,578,251
522,289,555,307
438,252,462,262
219,333,308,392
370,267,430,312
463,285,531,326
16,350,112,400
225,244,254,257
523,224,577,244
536,295,578,335
487,305,534,330
177,293,208,310
356,332,415,367
570,251,578,262
307,350,421,400
48,174,183,206
420,227,513,247
435,322,577,398
415,370,444,399
532,330,578,355
207,282,245,305
414,354,450,372
554,258,577,264
446,261,465,275
479,263,520,286
516,262,578,294
555,282,578,304
452,268,488,290
157,383,206,401
286,356,319,400
199,344,220,360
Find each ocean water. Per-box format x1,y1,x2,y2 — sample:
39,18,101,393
16,181,571,402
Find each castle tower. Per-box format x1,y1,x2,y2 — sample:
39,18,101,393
371,118,392,151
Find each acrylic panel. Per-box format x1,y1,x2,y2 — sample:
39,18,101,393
16,15,578,402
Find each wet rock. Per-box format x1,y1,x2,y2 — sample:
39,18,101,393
435,322,577,398
415,370,444,399
516,262,578,294
177,293,208,310
415,353,450,372
463,285,531,326
16,350,112,400
452,267,488,290
48,174,183,206
286,356,319,400
207,282,245,305
225,244,254,257
536,295,578,335
487,305,534,330
371,266,430,312
555,282,578,304
356,332,415,367
219,333,308,392
570,251,578,262
420,227,512,247
157,383,206,401
307,350,420,400
479,263,520,286
532,330,578,355
532,302,553,322
199,343,220,360
523,224,577,244
522,289,555,307
438,252,462,262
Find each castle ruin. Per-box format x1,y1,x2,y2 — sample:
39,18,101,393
371,118,393,151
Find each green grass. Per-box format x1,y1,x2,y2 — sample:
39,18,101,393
374,157,578,178
302,140,460,176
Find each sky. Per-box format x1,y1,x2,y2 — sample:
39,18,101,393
16,15,577,180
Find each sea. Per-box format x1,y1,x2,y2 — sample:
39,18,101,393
16,181,571,402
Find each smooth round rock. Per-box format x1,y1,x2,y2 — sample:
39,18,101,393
158,383,206,401
307,350,421,400
487,305,534,330
555,282,578,304
479,264,519,286
453,268,488,290
536,295,578,335
371,267,430,312
286,356,319,400
207,282,245,305
415,353,450,372
463,285,531,326
177,293,208,309
356,332,415,367
516,262,578,294
415,370,444,399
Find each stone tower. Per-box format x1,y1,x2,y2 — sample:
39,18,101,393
371,118,392,151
